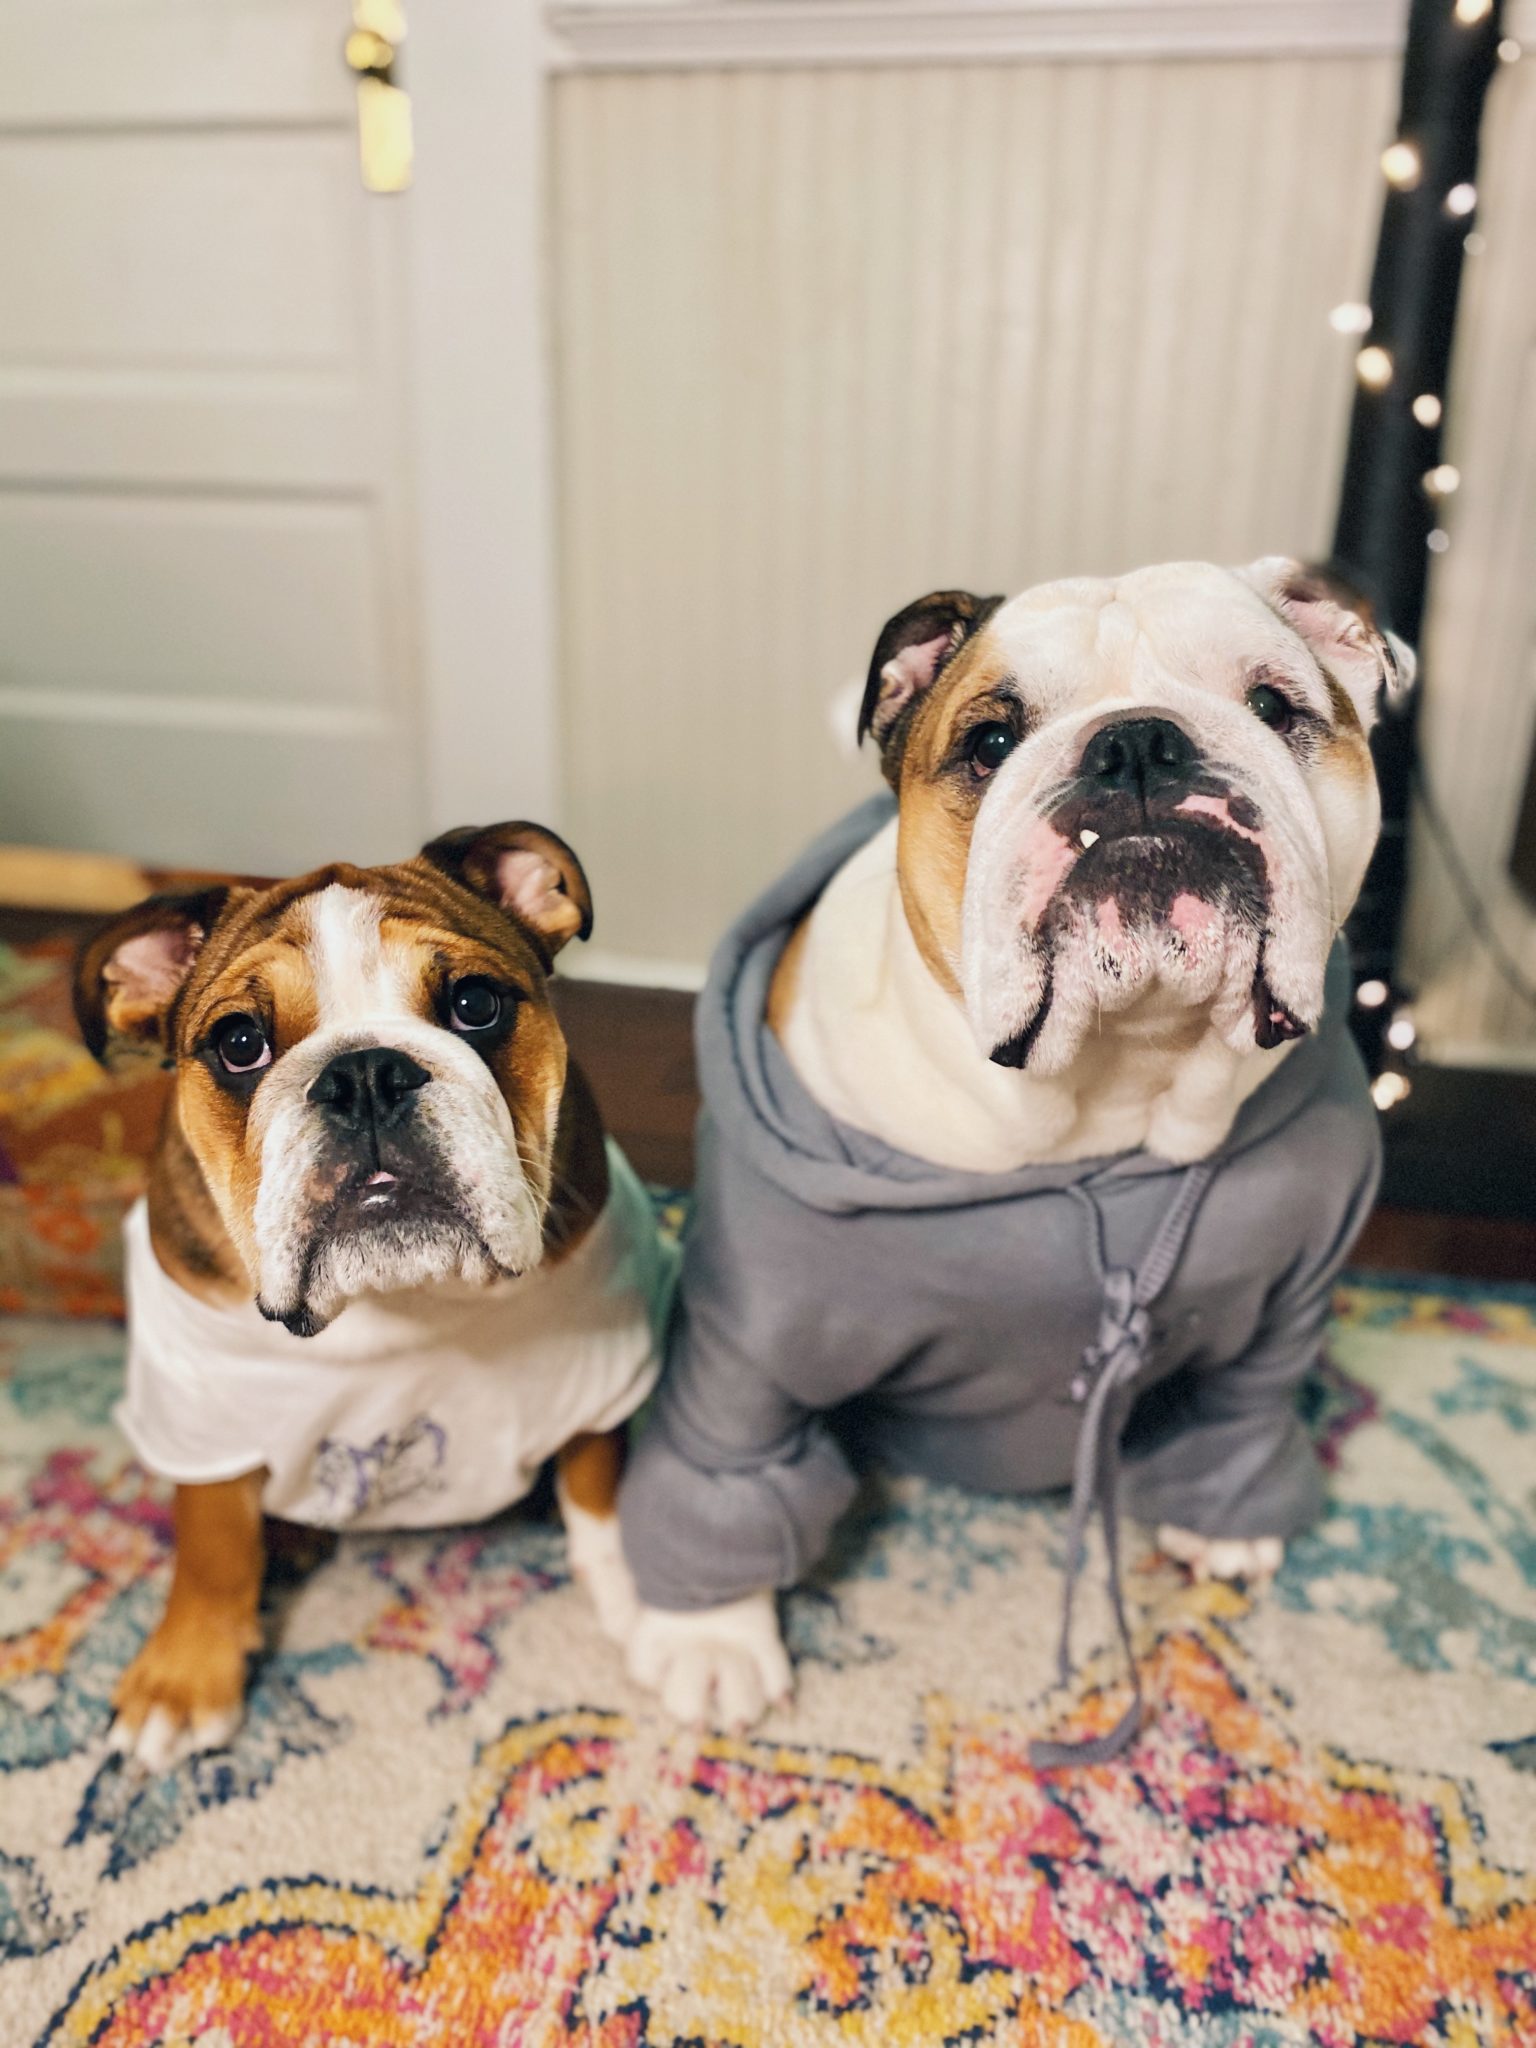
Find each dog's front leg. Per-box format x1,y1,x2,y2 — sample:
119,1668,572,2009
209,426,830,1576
111,1471,265,1772
563,1431,792,1727
557,1429,640,1645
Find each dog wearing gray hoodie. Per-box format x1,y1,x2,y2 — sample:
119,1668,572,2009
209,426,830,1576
619,558,1411,1758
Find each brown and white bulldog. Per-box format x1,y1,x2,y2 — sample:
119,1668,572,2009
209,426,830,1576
625,557,1410,1727
76,824,670,1771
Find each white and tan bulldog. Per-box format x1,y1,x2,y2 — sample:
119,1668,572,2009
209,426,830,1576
76,824,672,1771
620,558,1409,1732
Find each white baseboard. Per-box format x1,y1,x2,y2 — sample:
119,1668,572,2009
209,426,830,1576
558,946,707,992
547,1,1415,73
1420,1038,1536,1076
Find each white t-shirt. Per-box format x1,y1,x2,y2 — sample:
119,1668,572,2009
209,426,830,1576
117,1141,675,1530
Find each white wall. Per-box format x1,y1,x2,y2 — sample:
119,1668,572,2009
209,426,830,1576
1399,54,1536,1069
549,52,1397,970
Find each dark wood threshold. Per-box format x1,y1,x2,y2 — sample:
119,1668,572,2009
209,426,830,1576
1351,1205,1536,1286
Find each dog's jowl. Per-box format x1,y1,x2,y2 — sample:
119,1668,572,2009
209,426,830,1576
620,558,1409,1746
76,823,673,1771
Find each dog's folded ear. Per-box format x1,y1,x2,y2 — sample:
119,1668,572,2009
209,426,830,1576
859,590,1004,777
74,888,231,1067
419,822,594,963
1239,557,1416,733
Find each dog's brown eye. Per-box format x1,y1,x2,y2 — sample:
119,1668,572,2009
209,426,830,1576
1246,683,1294,734
213,1014,271,1075
449,977,502,1033
966,723,1018,777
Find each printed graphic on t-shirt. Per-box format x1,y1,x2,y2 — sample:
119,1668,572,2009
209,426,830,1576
313,1414,447,1524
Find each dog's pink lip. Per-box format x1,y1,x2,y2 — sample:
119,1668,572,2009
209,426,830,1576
1174,791,1263,844
365,1170,397,1186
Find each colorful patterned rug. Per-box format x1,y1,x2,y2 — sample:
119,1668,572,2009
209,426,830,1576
3,1274,1535,2047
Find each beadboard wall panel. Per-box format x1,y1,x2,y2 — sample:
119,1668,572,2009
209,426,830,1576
550,57,1397,967
1400,58,1536,1070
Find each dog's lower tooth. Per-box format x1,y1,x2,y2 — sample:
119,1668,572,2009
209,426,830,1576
1079,829,1100,849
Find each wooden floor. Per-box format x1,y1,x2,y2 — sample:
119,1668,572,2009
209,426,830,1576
5,890,1531,1285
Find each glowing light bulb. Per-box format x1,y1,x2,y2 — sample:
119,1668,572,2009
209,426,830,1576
1356,346,1393,391
1412,393,1443,427
1386,1014,1417,1052
1445,182,1478,217
1329,301,1373,335
1427,529,1451,554
1356,979,1390,1010
1423,464,1461,496
1381,141,1421,190
1371,1071,1412,1111
1454,0,1492,23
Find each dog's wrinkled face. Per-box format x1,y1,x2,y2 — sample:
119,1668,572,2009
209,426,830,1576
76,824,593,1335
859,559,1413,1077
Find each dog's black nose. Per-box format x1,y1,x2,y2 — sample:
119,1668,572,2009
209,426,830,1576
1077,716,1198,798
308,1047,430,1131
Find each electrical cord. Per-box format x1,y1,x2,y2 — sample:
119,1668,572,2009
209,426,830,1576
1409,756,1536,1016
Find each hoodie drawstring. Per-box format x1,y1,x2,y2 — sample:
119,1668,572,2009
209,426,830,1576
1028,1162,1217,1770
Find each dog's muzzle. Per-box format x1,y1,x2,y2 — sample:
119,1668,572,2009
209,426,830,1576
302,1044,461,1239
961,707,1323,1076
248,1022,543,1337
1035,713,1271,952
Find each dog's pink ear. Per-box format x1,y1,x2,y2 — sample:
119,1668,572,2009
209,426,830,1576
419,821,593,962
859,590,1004,777
1240,557,1416,733
74,889,230,1065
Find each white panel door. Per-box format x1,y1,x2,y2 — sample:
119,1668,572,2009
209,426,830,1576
0,0,427,874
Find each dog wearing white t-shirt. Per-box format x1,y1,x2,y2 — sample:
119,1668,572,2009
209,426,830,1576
75,821,672,1772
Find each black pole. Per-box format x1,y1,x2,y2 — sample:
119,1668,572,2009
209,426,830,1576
1332,0,1506,1074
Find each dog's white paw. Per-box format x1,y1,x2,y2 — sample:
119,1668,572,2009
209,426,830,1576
1157,1524,1284,1582
560,1499,640,1645
627,1592,792,1731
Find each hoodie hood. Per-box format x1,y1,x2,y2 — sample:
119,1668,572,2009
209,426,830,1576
698,793,1360,1217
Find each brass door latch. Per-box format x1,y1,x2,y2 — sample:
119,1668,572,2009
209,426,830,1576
345,0,412,193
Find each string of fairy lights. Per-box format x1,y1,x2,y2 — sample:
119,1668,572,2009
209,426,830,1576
1325,0,1521,1113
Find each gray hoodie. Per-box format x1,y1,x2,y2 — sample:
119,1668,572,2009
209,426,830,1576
621,796,1380,1745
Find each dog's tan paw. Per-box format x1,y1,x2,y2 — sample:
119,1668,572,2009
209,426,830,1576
109,1620,252,1772
1157,1525,1284,1583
